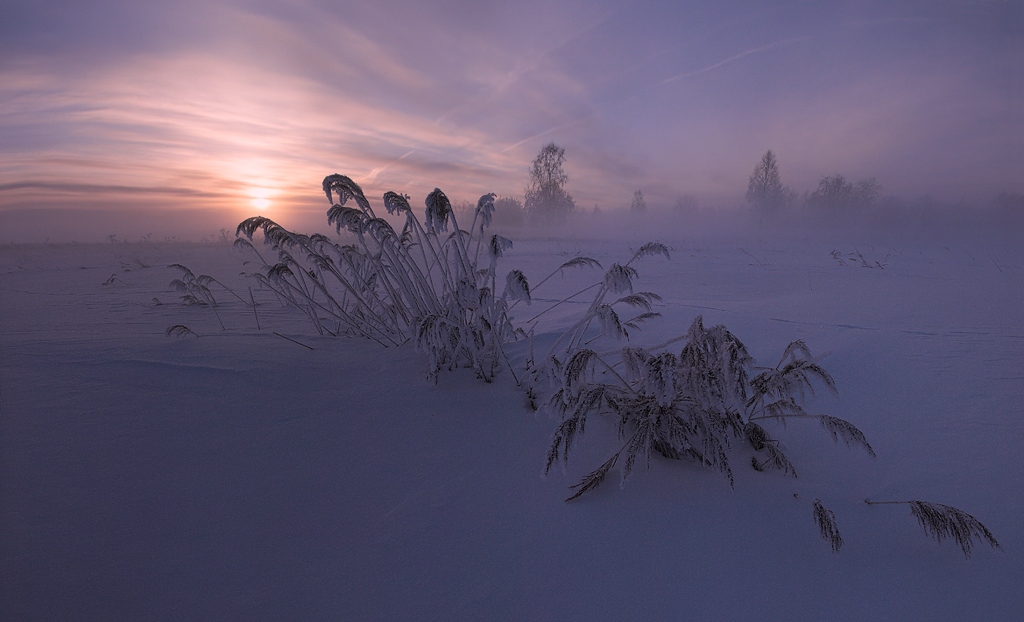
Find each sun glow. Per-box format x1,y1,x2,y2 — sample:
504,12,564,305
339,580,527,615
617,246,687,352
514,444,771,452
249,187,273,211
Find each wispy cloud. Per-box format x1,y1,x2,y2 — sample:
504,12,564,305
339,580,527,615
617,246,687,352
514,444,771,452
660,36,814,85
0,0,1019,238
501,117,594,154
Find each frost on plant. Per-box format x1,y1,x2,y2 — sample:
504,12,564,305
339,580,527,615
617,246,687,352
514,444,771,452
865,499,1001,559
543,313,875,500
813,499,843,553
167,263,245,330
236,175,527,382
906,500,1000,559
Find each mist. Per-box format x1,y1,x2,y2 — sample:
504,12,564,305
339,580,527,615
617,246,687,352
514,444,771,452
5,186,1021,248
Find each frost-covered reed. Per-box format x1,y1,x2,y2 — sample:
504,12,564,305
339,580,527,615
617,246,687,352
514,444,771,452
542,315,874,501
235,175,529,381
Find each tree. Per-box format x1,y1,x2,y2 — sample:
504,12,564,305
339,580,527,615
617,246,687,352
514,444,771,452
810,174,853,209
808,174,881,210
854,177,881,206
746,150,786,212
525,143,575,225
630,190,646,212
491,196,525,228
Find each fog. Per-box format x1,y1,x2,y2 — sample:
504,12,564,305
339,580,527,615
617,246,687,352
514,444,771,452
5,187,1021,249
561,193,1024,247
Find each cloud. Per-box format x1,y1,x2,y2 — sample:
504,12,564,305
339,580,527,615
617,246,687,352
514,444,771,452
1,0,1021,242
0,181,225,198
659,36,815,85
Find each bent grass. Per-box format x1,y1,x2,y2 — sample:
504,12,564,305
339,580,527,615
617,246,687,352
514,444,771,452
235,176,528,382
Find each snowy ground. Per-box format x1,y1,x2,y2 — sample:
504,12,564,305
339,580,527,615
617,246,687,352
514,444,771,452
1,224,1022,620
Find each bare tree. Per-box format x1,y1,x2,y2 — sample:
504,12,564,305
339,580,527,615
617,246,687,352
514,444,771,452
854,177,881,206
746,150,786,212
525,143,575,225
807,174,881,210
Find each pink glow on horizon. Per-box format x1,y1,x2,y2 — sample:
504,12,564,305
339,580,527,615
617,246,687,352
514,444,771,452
1,1,1020,241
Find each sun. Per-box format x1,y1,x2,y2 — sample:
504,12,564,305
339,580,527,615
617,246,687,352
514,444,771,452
249,187,274,211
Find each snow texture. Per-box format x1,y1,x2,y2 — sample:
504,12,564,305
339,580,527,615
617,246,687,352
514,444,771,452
1,227,1021,620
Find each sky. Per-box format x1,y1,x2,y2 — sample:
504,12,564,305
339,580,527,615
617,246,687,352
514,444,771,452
0,0,1021,239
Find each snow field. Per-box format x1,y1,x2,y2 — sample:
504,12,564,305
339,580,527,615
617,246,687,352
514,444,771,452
1,229,1021,620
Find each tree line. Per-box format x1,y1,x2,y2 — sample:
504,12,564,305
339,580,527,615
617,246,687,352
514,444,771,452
491,143,887,226
746,149,881,213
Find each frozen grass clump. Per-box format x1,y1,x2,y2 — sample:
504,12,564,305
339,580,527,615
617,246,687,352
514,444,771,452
235,175,526,381
522,242,872,505
542,315,874,501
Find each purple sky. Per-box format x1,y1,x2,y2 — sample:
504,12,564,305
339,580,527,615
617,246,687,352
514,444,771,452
1,0,1021,236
